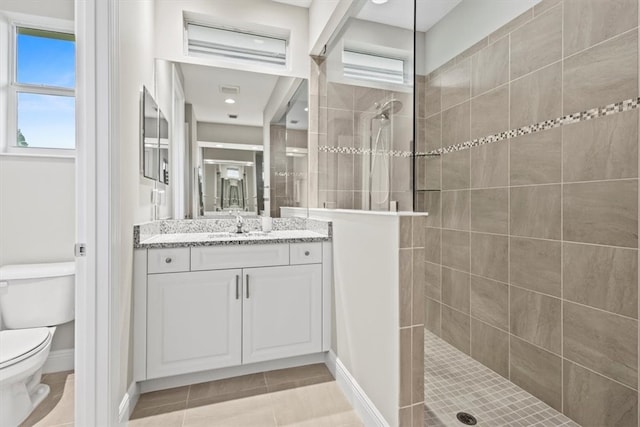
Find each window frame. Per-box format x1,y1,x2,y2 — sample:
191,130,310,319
342,49,407,85
1,12,75,156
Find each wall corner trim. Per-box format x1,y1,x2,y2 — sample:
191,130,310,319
325,351,391,427
118,381,140,425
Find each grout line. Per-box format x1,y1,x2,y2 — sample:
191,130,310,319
560,0,565,412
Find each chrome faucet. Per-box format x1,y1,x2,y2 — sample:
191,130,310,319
234,212,244,234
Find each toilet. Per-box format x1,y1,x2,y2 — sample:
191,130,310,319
0,262,75,427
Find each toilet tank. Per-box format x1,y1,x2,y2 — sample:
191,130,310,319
0,262,75,329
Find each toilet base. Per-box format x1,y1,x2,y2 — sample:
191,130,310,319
0,375,50,427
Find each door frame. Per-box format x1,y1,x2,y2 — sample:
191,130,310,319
75,0,120,425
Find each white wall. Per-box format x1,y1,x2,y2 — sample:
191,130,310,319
197,123,263,146
424,0,542,74
0,0,75,353
309,0,356,55
154,0,309,79
282,207,400,426
118,0,156,399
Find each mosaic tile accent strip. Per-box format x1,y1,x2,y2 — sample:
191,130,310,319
424,330,579,427
418,97,640,157
318,145,414,158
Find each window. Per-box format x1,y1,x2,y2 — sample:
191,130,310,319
343,50,405,85
10,25,75,151
186,23,287,68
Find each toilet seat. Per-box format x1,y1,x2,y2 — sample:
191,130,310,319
0,328,51,370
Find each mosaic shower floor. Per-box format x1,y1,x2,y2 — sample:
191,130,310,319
424,330,579,427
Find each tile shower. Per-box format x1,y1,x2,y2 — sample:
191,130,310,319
418,0,640,425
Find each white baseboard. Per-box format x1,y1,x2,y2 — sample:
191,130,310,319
42,349,74,374
325,351,390,427
118,381,140,425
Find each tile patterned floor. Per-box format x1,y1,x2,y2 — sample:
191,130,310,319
20,371,74,427
130,363,363,427
424,330,580,427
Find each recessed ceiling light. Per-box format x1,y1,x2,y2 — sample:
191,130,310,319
225,98,236,104
371,0,388,3
304,107,309,112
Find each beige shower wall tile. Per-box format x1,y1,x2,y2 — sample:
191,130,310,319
510,336,562,411
425,114,442,152
425,75,442,117
442,190,470,231
470,188,508,235
425,227,441,264
472,37,509,97
425,261,441,301
564,361,638,427
510,5,562,80
510,237,561,297
563,242,638,318
442,305,471,354
510,184,561,240
563,109,639,182
442,150,470,190
470,141,509,188
563,0,638,56
510,127,562,185
564,29,638,114
413,249,425,325
425,297,442,336
563,301,638,389
440,58,471,111
470,275,508,330
470,233,508,283
510,287,561,354
563,180,638,248
442,102,470,148
441,230,470,272
442,267,470,314
510,62,562,129
399,248,412,328
470,84,509,140
470,320,509,378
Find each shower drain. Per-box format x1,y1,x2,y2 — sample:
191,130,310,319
456,412,478,425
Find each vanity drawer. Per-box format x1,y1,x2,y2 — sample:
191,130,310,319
290,242,322,265
148,248,191,274
191,244,290,271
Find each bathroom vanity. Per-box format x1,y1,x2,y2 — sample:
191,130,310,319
132,218,332,385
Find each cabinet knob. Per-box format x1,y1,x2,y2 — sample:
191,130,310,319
304,251,310,256
165,257,172,264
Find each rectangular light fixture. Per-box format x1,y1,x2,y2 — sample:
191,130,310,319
187,23,287,67
343,50,405,84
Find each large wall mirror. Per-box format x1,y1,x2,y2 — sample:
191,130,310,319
141,86,160,181
152,58,309,219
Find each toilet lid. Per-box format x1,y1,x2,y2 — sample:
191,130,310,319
0,328,51,369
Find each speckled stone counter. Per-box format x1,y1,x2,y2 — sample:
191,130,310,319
133,218,332,249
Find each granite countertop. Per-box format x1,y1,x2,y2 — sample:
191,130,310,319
137,230,330,248
134,217,332,249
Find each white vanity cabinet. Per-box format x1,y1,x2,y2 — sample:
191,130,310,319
133,241,332,383
243,264,322,364
147,269,242,379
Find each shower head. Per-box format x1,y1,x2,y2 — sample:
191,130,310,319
379,99,403,115
372,98,403,121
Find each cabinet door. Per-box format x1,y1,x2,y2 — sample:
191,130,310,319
243,264,322,364
147,269,242,379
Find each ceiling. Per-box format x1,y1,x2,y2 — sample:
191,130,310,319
357,0,463,32
271,0,313,7
179,63,279,127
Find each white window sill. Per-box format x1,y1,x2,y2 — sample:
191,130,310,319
0,151,75,159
